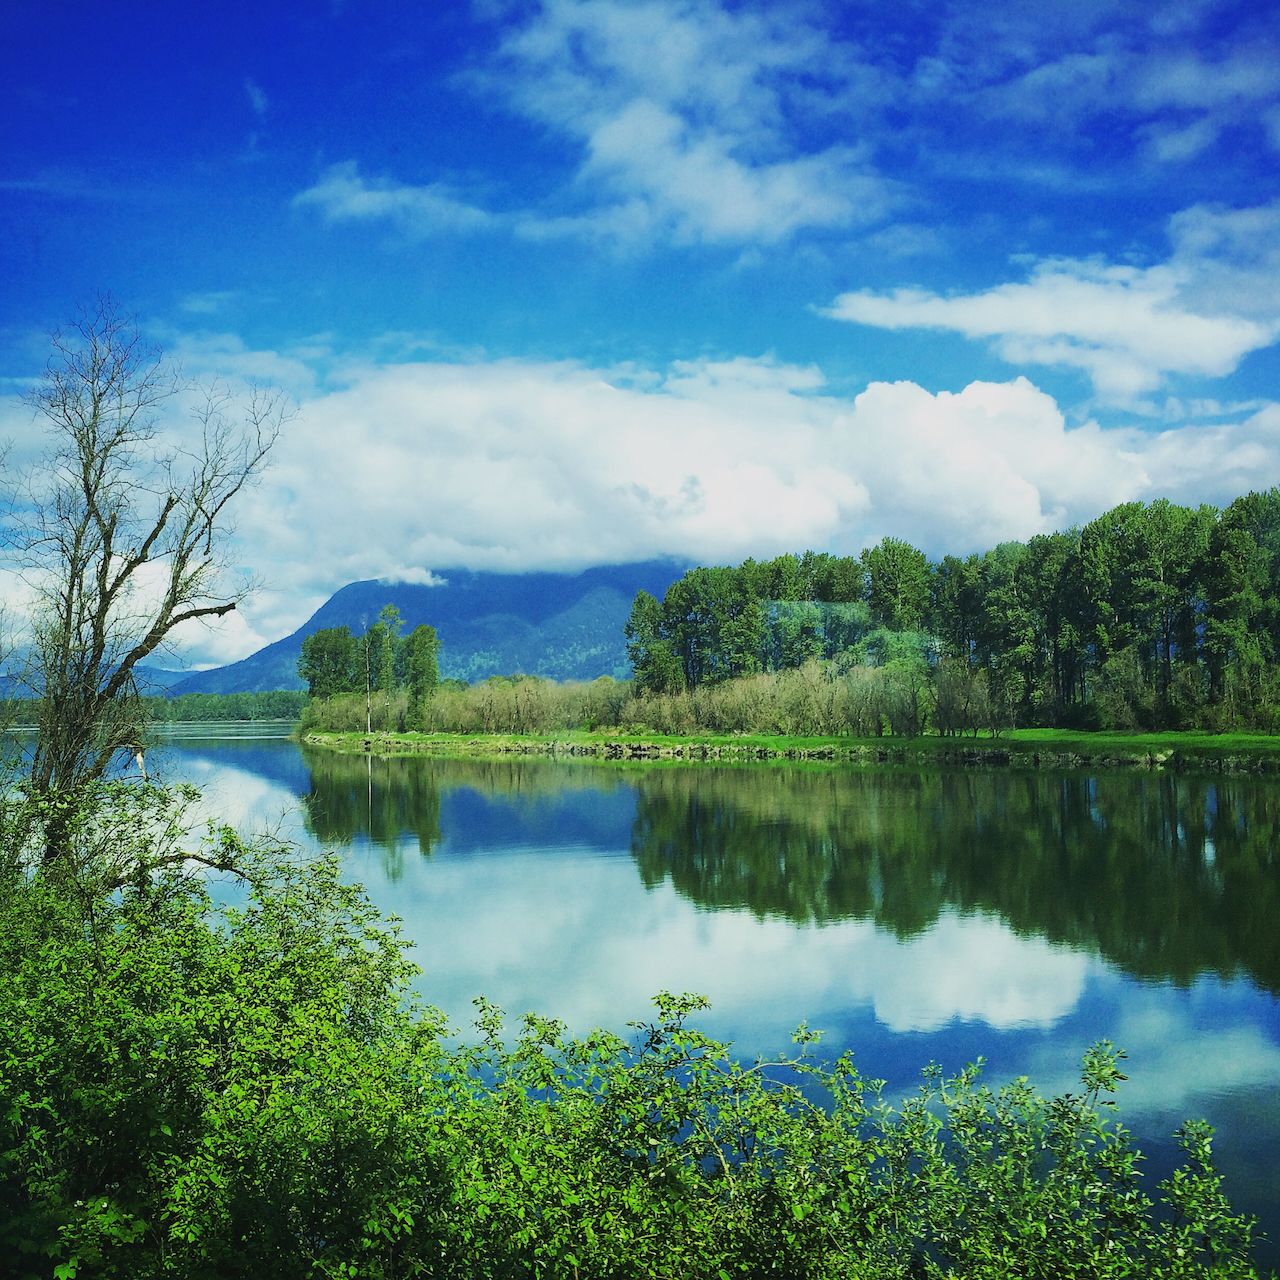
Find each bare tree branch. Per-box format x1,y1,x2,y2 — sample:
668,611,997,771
15,297,293,841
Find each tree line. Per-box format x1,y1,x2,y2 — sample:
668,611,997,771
625,492,1280,733
144,690,308,722
298,604,442,703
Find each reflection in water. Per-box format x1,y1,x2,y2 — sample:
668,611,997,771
152,738,1280,1266
299,748,632,879
296,750,1280,992
302,750,443,878
630,767,1280,993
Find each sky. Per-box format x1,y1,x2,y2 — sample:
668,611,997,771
2,0,1279,667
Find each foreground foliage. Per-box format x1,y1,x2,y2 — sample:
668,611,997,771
0,787,1264,1279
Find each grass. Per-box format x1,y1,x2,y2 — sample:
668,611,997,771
299,725,1280,769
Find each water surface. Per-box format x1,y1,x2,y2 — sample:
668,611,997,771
154,729,1280,1262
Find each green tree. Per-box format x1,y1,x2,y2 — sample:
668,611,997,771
662,568,764,688
402,623,441,704
862,537,931,632
1018,530,1087,721
298,626,359,698
372,604,404,693
625,590,686,694
975,542,1036,720
1202,521,1267,702
1135,501,1213,714
929,553,982,663
1201,491,1280,717
1079,502,1151,673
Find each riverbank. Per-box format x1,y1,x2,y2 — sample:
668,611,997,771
300,726,1280,772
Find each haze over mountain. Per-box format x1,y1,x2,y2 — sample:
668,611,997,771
165,562,686,695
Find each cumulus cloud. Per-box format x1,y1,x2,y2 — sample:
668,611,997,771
183,349,1279,665
12,340,1280,667
823,201,1280,401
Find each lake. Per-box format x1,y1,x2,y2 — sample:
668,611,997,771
155,726,1280,1262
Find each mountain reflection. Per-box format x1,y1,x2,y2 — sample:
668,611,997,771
629,767,1280,993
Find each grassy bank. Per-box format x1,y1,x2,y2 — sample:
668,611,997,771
300,726,1280,772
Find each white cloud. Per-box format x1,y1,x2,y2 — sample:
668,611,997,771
380,568,448,587
179,290,240,316
164,605,277,671
495,0,896,244
161,328,321,396
14,337,1280,667
824,201,1280,400
575,98,881,244
1129,44,1280,113
1141,116,1221,163
828,265,1270,399
973,26,1280,166
1167,197,1280,321
296,0,893,247
293,162,498,238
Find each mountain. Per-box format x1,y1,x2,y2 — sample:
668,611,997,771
135,665,199,693
166,561,687,695
2,660,192,698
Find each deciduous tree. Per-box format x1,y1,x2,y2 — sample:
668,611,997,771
15,299,290,832
299,626,359,699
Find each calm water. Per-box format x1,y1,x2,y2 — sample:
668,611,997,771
155,727,1280,1261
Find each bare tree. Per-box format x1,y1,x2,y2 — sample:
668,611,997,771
15,298,291,822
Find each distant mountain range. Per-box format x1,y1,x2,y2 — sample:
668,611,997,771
160,561,687,696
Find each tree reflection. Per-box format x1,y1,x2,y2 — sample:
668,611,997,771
299,749,629,880
630,766,1280,993
301,749,443,879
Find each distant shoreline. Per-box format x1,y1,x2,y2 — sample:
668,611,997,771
300,728,1280,773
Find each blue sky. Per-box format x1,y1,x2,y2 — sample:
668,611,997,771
3,0,1280,664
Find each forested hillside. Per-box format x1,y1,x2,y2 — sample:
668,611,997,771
626,492,1280,732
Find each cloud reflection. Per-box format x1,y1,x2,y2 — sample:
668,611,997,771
371,849,1088,1040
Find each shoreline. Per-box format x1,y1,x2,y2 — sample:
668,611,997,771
299,728,1280,773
